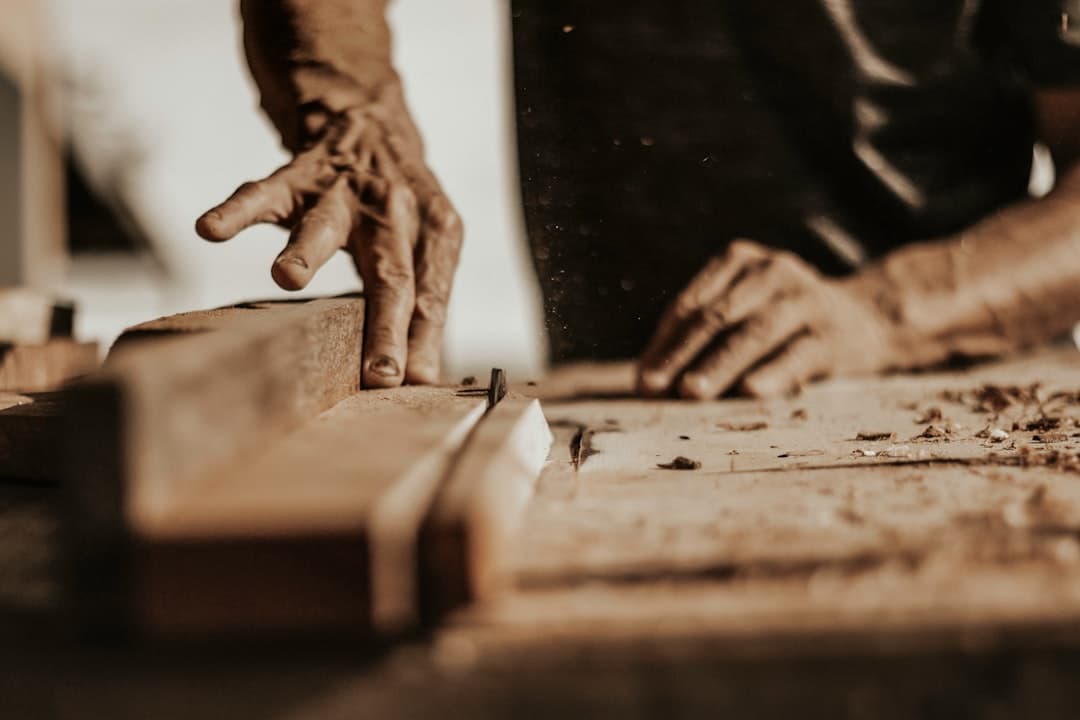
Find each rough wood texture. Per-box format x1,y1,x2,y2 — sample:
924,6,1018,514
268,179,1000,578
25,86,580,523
0,341,98,392
63,297,364,629
130,388,485,636
492,347,1080,649
421,396,552,621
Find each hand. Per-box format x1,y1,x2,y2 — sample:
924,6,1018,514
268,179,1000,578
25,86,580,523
196,99,463,389
637,240,902,399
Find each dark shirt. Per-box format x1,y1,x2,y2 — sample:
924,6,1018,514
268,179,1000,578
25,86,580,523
511,0,1080,361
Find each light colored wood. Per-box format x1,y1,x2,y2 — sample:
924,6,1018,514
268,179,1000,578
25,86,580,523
422,396,552,619
66,297,364,524
133,387,486,636
0,341,99,392
63,297,365,629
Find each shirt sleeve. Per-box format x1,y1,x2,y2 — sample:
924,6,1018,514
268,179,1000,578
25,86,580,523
983,0,1080,87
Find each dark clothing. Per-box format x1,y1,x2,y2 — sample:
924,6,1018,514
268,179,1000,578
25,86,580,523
512,0,1080,361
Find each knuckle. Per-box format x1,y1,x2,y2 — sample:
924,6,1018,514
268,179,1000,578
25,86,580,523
679,373,714,400
728,239,763,260
672,295,700,321
414,295,449,326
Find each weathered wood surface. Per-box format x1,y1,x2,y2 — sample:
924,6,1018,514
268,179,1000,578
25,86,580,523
466,347,1080,652
5,348,1080,716
63,297,365,629
0,340,98,392
133,388,486,636
64,296,363,528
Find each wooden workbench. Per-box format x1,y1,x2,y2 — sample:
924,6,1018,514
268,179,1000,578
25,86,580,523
4,347,1080,717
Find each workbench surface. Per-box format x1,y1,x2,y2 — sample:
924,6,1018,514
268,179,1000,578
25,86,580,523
5,347,1080,718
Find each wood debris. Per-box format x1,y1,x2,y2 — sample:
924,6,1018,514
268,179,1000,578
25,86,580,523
657,456,701,470
717,421,768,432
855,431,894,442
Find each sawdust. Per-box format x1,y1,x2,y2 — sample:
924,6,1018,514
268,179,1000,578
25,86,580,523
657,456,702,470
914,407,943,424
718,421,769,432
855,431,895,442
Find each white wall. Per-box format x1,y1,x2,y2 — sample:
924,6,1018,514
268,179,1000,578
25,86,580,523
47,0,546,378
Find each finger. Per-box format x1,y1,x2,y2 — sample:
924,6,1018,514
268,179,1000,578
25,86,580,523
196,164,307,241
640,252,793,397
739,335,831,398
638,242,770,395
639,241,768,367
406,193,464,384
271,176,356,291
678,298,810,400
355,182,421,389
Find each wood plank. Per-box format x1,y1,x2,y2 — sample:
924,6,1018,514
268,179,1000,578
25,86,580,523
0,392,63,481
62,297,364,628
503,348,1080,643
0,340,98,392
421,396,552,621
128,387,485,636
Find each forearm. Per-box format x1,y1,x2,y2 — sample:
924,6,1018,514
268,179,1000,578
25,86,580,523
853,165,1080,367
239,0,400,151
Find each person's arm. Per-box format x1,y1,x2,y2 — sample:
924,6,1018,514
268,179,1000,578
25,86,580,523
197,0,463,389
636,90,1080,399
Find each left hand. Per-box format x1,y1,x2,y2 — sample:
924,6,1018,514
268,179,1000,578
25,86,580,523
637,240,902,399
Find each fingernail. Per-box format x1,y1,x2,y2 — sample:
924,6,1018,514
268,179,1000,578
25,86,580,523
276,256,308,269
640,370,668,392
368,355,400,378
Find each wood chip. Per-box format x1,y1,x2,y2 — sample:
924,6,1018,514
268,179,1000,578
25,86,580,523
855,431,894,442
657,456,701,470
717,421,768,432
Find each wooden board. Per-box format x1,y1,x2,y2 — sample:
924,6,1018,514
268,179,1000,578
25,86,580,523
0,340,98,392
487,348,1080,644
131,388,486,636
63,297,364,628
0,392,63,481
421,396,552,621
0,288,73,345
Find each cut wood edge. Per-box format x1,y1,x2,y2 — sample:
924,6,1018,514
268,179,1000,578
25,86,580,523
62,297,364,634
421,396,553,622
369,401,488,635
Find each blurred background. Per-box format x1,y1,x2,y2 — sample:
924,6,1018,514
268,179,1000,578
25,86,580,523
1,0,547,378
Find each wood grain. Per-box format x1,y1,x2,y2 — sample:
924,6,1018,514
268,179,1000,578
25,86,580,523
63,297,364,629
132,387,486,636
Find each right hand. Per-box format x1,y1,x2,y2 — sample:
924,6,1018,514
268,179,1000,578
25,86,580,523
196,91,463,389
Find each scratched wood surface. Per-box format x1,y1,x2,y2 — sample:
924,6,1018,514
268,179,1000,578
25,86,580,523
3,349,1080,717
469,346,1080,649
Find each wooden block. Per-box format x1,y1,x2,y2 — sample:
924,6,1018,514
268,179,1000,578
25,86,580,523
0,392,62,481
421,396,552,621
130,388,486,636
62,297,364,627
0,340,98,392
0,288,73,345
